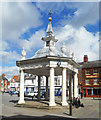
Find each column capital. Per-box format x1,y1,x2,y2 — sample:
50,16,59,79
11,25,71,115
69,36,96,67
19,68,25,73
62,67,66,69
50,67,55,69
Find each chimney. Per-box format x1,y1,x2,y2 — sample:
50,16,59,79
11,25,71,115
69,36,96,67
84,55,88,62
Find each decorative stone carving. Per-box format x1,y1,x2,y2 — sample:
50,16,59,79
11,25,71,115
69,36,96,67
69,50,74,58
21,47,26,60
49,44,55,55
61,43,67,57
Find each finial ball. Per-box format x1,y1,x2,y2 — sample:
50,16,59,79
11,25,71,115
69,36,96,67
49,17,52,22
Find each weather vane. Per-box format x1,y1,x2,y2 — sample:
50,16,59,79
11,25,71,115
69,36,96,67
47,9,54,17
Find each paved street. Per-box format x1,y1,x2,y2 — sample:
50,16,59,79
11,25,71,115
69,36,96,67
0,92,101,120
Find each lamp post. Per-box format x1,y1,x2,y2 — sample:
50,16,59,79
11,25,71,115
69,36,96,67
69,74,73,116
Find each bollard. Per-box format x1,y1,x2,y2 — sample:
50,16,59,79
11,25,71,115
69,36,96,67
69,102,72,116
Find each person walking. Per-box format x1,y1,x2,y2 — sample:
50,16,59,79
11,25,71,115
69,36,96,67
10,91,13,96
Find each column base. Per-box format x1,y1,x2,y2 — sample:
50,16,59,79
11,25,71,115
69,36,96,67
45,97,48,101
49,102,56,106
61,102,68,106
18,99,25,104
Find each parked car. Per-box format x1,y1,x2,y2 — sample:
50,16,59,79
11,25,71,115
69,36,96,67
9,91,19,95
4,90,9,93
24,91,38,98
9,91,13,96
13,91,19,94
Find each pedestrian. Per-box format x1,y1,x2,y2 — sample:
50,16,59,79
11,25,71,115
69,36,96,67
10,91,12,96
84,91,86,97
77,97,81,107
72,97,77,106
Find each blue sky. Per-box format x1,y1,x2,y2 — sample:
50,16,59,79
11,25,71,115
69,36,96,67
0,1,100,80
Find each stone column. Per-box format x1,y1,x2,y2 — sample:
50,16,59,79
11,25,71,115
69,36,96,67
38,76,41,101
69,74,72,101
61,68,68,106
45,76,48,100
49,67,56,106
74,72,78,98
18,69,25,104
72,75,74,98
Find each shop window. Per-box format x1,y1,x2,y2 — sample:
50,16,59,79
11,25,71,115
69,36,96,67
94,69,98,74
98,89,101,95
13,79,15,82
58,79,60,85
32,80,34,84
94,78,98,85
54,77,60,86
87,89,91,95
86,79,90,85
93,89,97,95
86,69,90,74
41,80,44,86
54,78,58,86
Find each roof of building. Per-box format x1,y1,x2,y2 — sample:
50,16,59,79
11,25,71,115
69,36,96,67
10,75,20,83
78,60,101,68
32,16,69,59
0,75,8,81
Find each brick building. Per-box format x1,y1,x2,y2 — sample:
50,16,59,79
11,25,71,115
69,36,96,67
0,74,9,92
9,75,20,91
78,55,101,98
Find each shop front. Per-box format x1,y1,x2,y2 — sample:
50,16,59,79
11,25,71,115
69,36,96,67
82,86,101,98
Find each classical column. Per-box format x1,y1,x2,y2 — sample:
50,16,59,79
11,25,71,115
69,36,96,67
18,69,25,104
61,68,68,106
71,75,74,98
37,76,41,101
69,74,72,100
74,72,78,98
45,76,48,100
49,67,56,106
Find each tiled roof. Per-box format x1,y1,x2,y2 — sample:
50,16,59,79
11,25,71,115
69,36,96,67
78,60,101,68
10,75,20,83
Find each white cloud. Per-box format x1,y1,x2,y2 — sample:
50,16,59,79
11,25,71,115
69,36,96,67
36,2,65,15
0,66,19,81
99,40,101,60
2,2,42,48
1,50,20,64
19,29,45,53
62,3,99,27
0,41,9,50
54,25,99,62
36,2,99,28
0,2,43,67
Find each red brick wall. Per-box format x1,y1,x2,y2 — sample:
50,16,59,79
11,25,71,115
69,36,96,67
78,67,101,86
